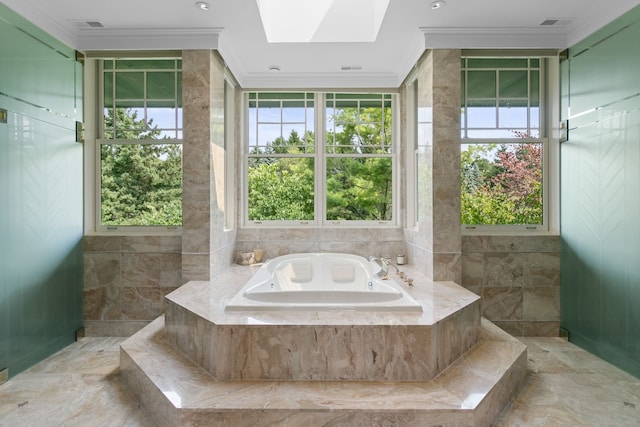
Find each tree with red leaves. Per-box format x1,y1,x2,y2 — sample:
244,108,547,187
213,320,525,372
461,133,543,225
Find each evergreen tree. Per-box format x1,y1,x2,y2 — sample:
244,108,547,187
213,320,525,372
101,108,182,226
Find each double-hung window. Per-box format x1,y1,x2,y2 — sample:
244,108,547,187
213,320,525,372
98,58,182,230
460,56,548,231
245,92,396,226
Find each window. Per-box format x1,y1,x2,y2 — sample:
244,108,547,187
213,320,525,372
98,58,182,230
245,92,396,226
460,57,547,231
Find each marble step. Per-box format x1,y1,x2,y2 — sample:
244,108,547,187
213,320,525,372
120,316,527,427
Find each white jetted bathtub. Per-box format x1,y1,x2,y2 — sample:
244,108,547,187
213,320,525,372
225,253,423,312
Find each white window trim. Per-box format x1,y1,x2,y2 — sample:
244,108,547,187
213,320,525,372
241,91,399,228
460,55,560,236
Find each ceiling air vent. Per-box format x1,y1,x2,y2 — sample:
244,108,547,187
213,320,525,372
540,18,574,26
341,66,363,71
69,20,104,29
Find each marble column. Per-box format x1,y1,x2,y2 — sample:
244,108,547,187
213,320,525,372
406,49,461,282
182,50,215,281
182,50,236,281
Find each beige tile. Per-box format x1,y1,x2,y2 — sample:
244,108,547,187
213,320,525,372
482,287,523,321
83,252,120,290
483,252,524,287
83,235,121,252
523,321,560,337
523,252,561,287
120,253,182,288
523,287,560,321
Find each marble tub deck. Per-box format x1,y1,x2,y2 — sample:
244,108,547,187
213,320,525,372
163,264,483,382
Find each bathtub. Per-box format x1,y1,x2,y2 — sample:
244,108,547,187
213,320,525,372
225,253,423,312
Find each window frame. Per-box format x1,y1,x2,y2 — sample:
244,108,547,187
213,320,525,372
460,54,556,234
242,90,399,228
93,55,183,234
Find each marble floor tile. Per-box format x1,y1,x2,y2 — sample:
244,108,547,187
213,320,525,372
0,336,639,427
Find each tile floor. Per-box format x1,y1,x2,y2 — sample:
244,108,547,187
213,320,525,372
0,336,639,426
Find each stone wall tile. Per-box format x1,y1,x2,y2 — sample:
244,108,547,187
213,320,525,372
83,235,121,252
524,287,560,321
121,235,181,253
461,253,483,287
523,252,560,287
84,253,120,290
482,287,523,321
120,253,183,288
483,253,524,287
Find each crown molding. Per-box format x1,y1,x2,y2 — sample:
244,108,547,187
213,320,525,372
419,27,567,49
216,35,248,87
240,72,400,89
76,28,223,51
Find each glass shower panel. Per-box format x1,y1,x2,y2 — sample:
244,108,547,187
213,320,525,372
0,2,83,379
0,110,7,377
561,5,640,378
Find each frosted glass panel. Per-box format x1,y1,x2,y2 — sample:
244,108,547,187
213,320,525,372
0,3,83,378
561,4,640,379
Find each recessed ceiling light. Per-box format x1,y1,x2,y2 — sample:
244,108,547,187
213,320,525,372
431,0,446,10
268,65,281,72
195,2,210,11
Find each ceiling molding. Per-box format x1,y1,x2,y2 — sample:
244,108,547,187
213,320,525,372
76,28,223,51
216,36,248,88
420,27,567,49
393,35,429,90
240,72,401,90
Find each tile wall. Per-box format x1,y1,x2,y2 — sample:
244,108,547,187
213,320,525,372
83,235,184,336
461,235,561,336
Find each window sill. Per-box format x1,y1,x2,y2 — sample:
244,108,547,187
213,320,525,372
86,228,182,237
461,228,559,237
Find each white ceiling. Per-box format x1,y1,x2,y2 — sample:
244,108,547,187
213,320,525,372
2,0,639,88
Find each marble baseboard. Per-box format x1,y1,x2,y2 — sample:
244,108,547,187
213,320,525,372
121,316,527,427
492,321,560,337
84,320,150,337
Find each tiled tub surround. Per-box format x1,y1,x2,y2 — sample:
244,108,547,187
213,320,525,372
164,264,481,381
234,227,406,263
121,263,528,426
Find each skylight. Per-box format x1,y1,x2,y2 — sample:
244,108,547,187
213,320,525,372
256,0,390,43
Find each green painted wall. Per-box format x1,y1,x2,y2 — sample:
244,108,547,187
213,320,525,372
0,4,83,378
561,6,640,378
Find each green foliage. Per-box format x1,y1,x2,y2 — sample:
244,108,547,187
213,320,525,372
101,108,182,226
248,157,314,221
326,157,392,221
325,106,393,220
248,101,393,222
461,142,542,225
